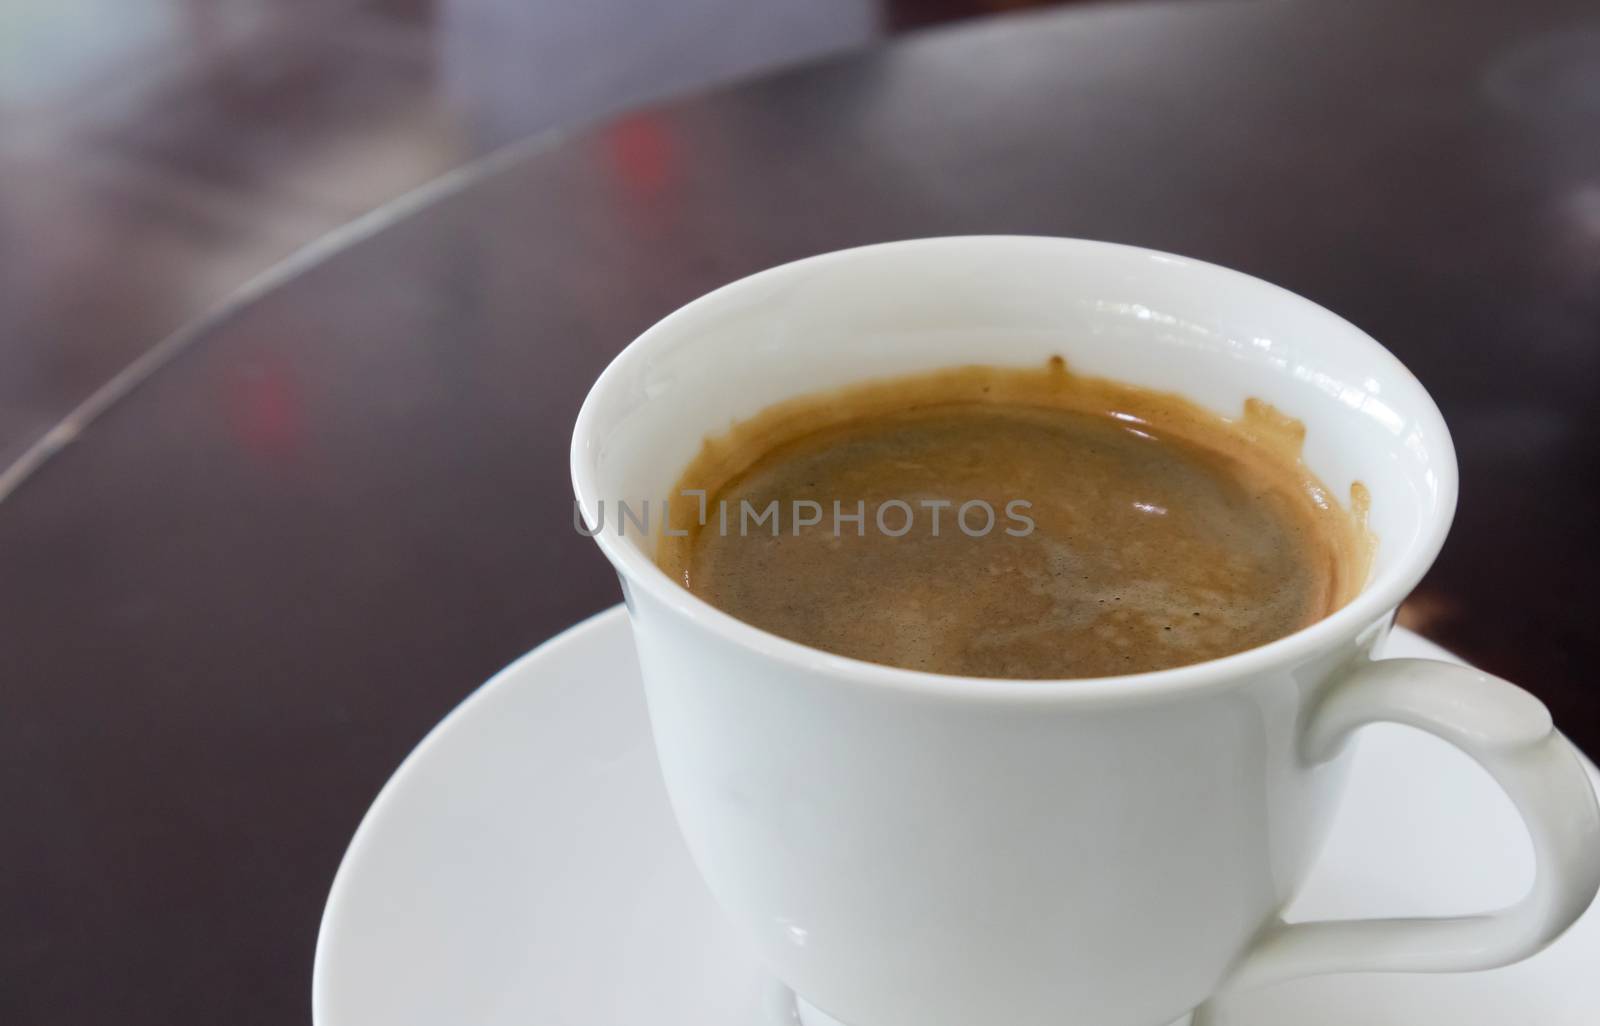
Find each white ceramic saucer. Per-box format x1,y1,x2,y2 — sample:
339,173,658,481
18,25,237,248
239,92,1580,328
313,608,1600,1026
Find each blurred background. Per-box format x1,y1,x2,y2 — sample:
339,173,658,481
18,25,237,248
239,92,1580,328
0,0,1071,474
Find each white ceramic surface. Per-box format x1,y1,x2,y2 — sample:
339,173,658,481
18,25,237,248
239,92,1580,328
313,610,1600,1026
569,238,1600,1026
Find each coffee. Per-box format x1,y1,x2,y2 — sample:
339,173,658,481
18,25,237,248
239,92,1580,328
656,358,1369,679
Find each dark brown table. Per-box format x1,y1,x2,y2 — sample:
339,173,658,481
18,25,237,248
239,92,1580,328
6,1,1599,1022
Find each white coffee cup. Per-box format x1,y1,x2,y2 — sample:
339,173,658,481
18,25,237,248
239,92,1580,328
570,237,1600,1026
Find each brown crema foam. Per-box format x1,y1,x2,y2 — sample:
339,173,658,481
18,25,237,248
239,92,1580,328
656,358,1372,679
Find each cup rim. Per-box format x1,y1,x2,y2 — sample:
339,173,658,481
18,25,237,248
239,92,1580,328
570,236,1459,703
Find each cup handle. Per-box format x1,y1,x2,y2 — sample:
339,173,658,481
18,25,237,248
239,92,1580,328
1221,657,1600,992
